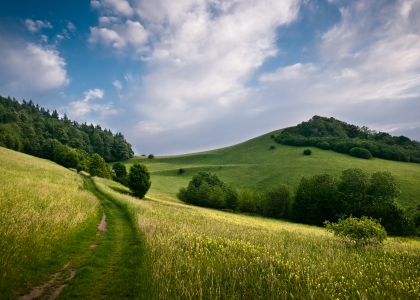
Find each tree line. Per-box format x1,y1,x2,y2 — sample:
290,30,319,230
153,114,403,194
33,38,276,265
177,170,420,236
0,95,134,163
276,116,420,163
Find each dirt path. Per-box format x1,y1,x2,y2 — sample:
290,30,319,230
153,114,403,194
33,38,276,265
55,177,148,299
17,177,148,300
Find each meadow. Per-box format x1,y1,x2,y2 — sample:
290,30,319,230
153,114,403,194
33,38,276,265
117,131,420,207
0,147,101,299
94,176,420,300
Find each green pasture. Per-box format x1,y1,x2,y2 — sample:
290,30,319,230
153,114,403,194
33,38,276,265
118,131,420,207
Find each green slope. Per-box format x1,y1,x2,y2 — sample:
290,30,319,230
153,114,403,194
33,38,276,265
0,147,101,299
119,130,420,207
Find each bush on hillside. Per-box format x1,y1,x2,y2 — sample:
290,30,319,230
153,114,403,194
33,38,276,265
176,187,188,202
324,216,387,247
77,160,88,173
54,144,86,169
303,149,312,155
113,162,127,185
293,173,340,225
349,147,372,159
223,184,239,210
270,134,275,138
238,189,259,214
127,162,151,198
209,186,225,209
148,154,154,159
179,168,184,174
261,184,293,219
88,153,112,179
317,141,330,150
270,145,275,150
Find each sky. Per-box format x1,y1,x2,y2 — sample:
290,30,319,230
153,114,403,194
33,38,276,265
0,0,419,155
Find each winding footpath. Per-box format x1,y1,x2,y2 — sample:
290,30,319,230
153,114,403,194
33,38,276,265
18,177,148,300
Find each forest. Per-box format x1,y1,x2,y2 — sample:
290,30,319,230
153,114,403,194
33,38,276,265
0,96,134,163
276,116,420,163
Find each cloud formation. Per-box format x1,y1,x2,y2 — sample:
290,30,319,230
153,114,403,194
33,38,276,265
258,0,420,134
24,19,53,32
113,80,122,90
88,0,420,154
0,37,69,98
66,89,118,121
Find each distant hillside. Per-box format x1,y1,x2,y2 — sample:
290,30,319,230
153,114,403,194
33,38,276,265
277,116,420,163
0,95,133,162
118,128,420,208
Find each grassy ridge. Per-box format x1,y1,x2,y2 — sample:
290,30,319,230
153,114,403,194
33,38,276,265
0,147,101,299
95,177,420,299
119,131,420,206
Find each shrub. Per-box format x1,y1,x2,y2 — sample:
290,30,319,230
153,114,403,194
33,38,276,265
141,154,146,156
209,186,225,209
303,149,312,155
270,145,275,150
76,160,88,173
127,162,151,198
349,147,372,159
88,153,112,179
293,173,340,225
238,190,257,214
148,154,154,159
223,185,239,210
178,168,184,174
270,134,275,138
324,216,387,247
176,187,188,202
113,162,127,185
261,184,293,219
317,141,330,150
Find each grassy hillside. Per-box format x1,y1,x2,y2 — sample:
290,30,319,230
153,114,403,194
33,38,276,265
0,147,101,299
94,176,420,299
118,130,420,207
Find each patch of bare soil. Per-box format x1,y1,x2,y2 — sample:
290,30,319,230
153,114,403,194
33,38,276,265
17,263,74,300
18,207,107,299
97,206,107,234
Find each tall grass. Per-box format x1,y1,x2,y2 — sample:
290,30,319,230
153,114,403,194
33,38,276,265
0,147,100,298
94,177,420,299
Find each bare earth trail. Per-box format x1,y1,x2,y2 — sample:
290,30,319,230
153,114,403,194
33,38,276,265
19,177,149,300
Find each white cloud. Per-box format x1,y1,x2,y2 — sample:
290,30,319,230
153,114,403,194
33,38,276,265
91,0,134,16
66,89,118,120
24,19,53,33
113,80,122,90
84,88,104,101
257,0,420,135
89,0,420,154
40,34,48,43
0,38,69,96
89,20,148,49
67,21,76,32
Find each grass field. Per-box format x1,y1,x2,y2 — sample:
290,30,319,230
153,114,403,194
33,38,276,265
0,147,101,299
95,176,420,299
117,131,420,207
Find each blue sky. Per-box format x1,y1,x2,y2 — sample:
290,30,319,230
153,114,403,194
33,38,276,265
0,0,419,155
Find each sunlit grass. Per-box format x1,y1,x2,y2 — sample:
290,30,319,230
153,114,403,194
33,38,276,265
0,147,100,298
95,176,420,299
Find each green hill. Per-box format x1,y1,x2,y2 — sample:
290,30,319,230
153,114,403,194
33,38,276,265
0,147,101,298
119,130,420,207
